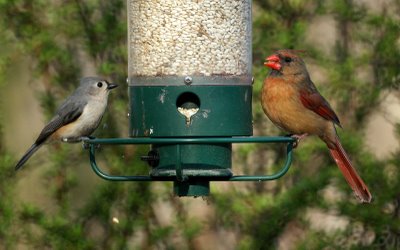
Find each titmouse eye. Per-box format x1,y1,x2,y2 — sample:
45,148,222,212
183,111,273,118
97,82,103,88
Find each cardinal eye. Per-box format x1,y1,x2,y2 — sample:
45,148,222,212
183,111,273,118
97,82,103,88
284,57,292,63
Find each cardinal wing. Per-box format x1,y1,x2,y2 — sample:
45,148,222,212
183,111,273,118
299,89,341,127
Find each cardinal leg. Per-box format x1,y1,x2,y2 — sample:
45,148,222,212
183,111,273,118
288,133,308,148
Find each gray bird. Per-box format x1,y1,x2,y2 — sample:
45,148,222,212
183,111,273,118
15,76,118,170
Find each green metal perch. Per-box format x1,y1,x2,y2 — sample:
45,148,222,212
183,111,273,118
84,136,295,196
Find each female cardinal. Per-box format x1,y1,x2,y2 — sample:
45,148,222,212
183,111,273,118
261,49,372,203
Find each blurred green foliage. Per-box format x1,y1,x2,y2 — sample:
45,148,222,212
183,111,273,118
0,0,399,249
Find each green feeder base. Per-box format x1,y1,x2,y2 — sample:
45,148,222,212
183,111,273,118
174,180,210,197
149,143,232,179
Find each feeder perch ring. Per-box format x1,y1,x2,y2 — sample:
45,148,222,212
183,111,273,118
84,136,295,183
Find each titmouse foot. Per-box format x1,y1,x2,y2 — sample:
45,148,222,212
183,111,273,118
81,136,98,149
80,136,95,141
62,137,80,143
63,136,94,143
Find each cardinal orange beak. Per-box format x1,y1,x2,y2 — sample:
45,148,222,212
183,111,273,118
264,54,281,71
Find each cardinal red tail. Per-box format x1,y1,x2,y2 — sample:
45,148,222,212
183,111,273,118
329,137,372,203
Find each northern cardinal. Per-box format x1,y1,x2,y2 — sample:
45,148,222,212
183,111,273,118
261,49,372,203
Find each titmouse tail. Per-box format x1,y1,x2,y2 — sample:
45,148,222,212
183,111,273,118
15,143,43,171
329,136,372,203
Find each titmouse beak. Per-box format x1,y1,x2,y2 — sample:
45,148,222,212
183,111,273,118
107,83,118,90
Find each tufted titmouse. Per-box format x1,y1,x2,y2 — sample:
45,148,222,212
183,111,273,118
14,76,118,170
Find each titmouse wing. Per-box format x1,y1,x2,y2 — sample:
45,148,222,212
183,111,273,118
35,100,87,144
15,99,86,171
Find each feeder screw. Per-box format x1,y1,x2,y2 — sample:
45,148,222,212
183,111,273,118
141,150,160,167
184,76,193,85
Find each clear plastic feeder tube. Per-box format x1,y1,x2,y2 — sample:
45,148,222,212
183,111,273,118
128,0,252,84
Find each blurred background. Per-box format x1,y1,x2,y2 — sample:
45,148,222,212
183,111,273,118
0,0,400,249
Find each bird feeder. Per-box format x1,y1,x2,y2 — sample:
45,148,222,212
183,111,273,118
84,0,295,196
